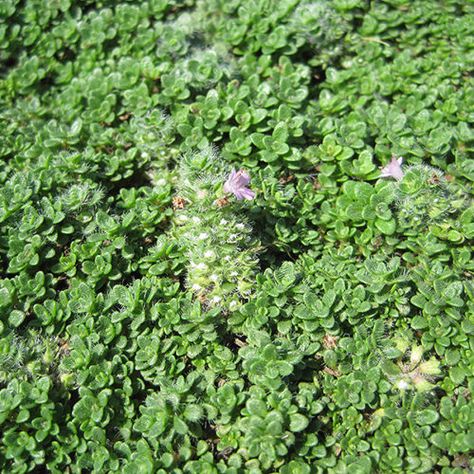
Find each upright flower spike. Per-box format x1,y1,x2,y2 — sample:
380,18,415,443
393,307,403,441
224,169,255,200
172,149,260,311
380,156,404,180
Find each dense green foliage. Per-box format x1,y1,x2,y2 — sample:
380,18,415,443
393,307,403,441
0,0,473,472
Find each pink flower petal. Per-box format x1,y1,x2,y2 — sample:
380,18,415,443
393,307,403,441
223,168,255,200
235,170,250,187
380,156,404,180
234,188,255,200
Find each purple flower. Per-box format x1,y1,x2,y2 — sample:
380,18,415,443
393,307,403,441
380,156,404,180
223,169,255,200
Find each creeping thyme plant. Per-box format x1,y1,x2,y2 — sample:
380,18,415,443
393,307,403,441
0,0,473,473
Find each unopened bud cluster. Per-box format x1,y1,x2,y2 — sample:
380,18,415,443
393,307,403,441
394,164,463,229
389,337,441,392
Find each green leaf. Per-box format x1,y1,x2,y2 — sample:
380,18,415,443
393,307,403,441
8,310,25,327
417,410,439,426
247,399,267,417
289,413,309,432
272,123,288,143
374,218,396,235
173,417,188,435
430,433,448,449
